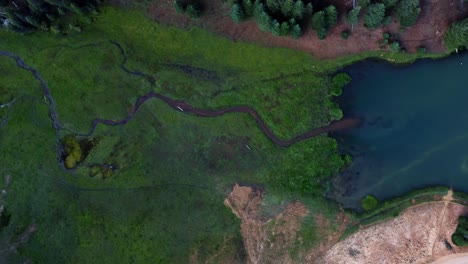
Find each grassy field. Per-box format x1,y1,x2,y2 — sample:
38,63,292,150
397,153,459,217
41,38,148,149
0,5,451,263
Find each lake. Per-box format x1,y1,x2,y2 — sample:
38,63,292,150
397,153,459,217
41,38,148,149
332,53,468,208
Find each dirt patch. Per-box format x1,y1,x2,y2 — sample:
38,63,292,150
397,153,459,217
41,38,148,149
305,208,353,262
319,191,468,264
147,0,468,59
224,183,309,264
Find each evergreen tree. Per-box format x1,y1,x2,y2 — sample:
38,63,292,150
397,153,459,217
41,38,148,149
445,18,468,50
279,21,290,35
243,0,254,17
280,0,293,17
186,4,201,19
395,0,421,27
257,11,271,31
253,0,264,17
266,0,279,12
271,19,281,36
230,3,244,22
292,0,304,19
305,3,313,16
173,0,184,14
325,5,337,30
311,11,327,39
345,6,361,25
363,3,385,29
382,0,399,8
291,23,302,38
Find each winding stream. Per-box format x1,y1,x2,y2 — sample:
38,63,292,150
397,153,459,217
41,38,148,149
0,41,359,147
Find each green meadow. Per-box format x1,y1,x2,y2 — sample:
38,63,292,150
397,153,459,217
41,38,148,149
0,6,448,263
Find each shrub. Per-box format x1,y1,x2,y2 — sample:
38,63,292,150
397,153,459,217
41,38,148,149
341,30,350,39
364,3,385,29
361,195,379,211
62,135,83,169
331,73,352,96
382,16,392,26
417,46,427,53
452,216,468,246
395,0,421,27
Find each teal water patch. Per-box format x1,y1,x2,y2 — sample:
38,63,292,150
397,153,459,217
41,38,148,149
332,53,468,208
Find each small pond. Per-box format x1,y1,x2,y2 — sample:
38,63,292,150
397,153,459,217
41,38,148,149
332,52,468,208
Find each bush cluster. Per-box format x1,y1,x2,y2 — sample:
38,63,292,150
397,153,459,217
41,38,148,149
452,216,468,246
62,135,83,169
361,195,379,211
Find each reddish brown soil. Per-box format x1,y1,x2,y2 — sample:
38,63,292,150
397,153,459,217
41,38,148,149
148,0,468,59
224,183,310,264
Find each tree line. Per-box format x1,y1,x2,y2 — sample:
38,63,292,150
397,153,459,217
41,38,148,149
176,0,422,40
0,0,101,33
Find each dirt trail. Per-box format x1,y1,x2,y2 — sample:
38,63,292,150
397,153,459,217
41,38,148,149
319,191,468,264
224,184,309,264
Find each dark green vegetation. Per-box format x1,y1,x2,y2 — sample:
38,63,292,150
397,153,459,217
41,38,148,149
452,215,468,246
0,0,101,33
0,6,362,262
173,0,202,18
226,0,313,37
223,0,422,38
445,18,468,50
363,3,385,29
361,195,378,211
395,0,421,27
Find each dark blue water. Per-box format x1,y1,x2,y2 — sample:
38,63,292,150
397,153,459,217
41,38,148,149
332,53,468,208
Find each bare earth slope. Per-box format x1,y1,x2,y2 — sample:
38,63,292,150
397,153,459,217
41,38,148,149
320,191,468,264
224,184,309,264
